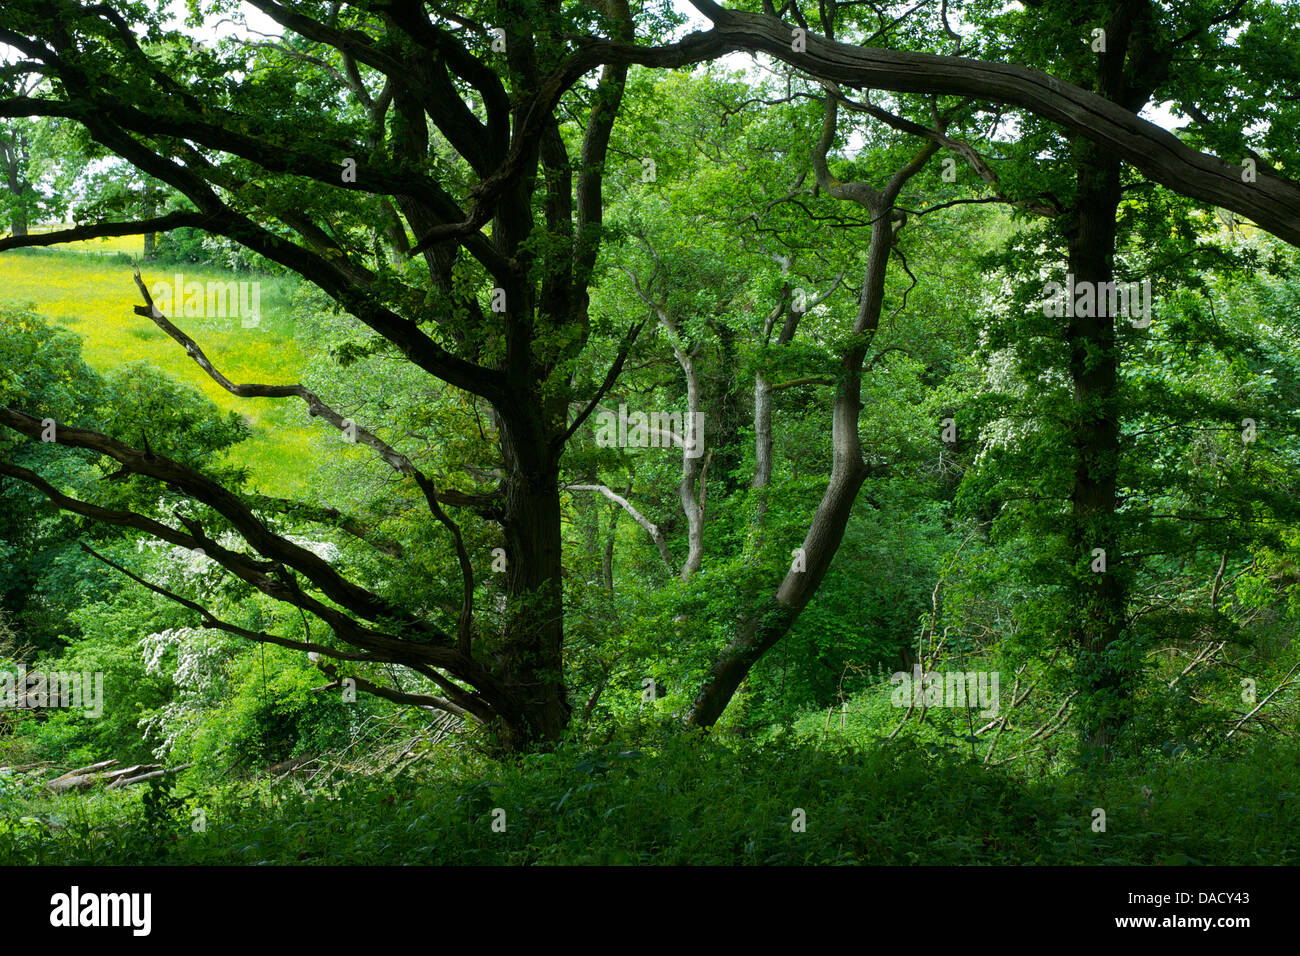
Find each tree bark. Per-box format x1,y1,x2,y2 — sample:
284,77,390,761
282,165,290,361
687,109,909,724
1065,144,1129,756
494,406,571,750
141,191,156,259
1062,0,1166,757
0,132,28,237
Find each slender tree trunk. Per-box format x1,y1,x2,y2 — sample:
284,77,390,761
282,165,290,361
141,192,156,259
645,302,707,579
750,296,796,551
687,194,892,728
748,367,775,561
677,347,705,580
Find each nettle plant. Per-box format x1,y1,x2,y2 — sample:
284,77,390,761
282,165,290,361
1,0,1298,753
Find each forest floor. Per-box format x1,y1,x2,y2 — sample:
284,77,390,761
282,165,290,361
2,733,1296,865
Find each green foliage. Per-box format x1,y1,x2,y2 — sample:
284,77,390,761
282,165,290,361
3,0,1300,867
3,732,1295,865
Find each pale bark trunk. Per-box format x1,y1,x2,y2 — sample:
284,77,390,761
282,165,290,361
687,180,895,727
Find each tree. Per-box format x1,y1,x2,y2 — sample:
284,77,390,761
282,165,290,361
2,0,1299,752
949,0,1300,753
0,75,78,238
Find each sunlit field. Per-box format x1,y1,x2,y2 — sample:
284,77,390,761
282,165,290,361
0,239,349,496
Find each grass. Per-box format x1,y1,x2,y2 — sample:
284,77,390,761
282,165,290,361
24,230,150,257
1,732,1295,865
0,241,369,496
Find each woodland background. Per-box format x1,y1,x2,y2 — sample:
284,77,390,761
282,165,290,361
0,0,1298,864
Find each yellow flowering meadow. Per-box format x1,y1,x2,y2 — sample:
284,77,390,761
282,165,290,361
0,241,354,496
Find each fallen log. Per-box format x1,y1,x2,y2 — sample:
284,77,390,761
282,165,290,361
45,760,120,793
67,759,119,775
103,763,161,783
107,763,193,789
0,761,56,773
46,759,191,792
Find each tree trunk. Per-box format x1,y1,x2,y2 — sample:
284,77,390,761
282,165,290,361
686,93,939,728
749,295,798,552
677,345,706,580
494,409,571,751
1065,143,1128,756
687,188,893,728
1062,0,1167,758
141,186,157,258
2,132,29,237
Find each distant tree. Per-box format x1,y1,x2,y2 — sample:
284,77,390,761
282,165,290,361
0,77,76,237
